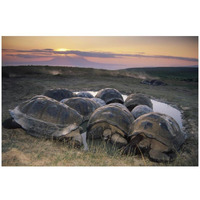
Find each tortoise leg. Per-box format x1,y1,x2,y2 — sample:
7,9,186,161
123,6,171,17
138,138,151,152
110,133,127,148
149,149,170,162
87,126,104,139
150,139,170,152
122,134,144,154
149,140,175,162
103,129,112,141
64,128,83,148
2,118,22,129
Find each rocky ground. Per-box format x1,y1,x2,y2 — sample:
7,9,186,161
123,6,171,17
1,66,198,166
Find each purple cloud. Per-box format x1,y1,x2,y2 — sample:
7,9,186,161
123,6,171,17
2,48,54,53
53,50,116,58
3,48,198,62
6,54,50,59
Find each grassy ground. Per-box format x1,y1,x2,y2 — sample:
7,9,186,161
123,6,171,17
1,66,198,166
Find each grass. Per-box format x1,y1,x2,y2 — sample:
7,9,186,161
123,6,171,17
2,65,198,166
2,135,144,166
124,66,198,82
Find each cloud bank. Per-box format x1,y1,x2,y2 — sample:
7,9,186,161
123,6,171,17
3,48,198,62
2,48,198,69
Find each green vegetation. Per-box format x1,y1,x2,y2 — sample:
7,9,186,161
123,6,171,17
2,65,198,166
123,66,198,82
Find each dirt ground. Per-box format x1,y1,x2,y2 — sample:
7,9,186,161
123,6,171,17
1,66,198,166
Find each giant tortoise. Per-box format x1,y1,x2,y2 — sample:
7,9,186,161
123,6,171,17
76,91,94,98
131,105,153,119
127,112,185,162
9,95,84,147
95,88,124,104
109,103,130,111
124,93,153,111
61,97,100,122
87,104,134,147
91,98,106,107
43,88,74,101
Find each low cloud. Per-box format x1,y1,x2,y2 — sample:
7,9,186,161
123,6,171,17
145,55,198,62
53,50,116,58
3,48,198,62
6,54,50,59
3,48,54,53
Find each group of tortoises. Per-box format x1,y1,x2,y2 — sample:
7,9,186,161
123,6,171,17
5,88,186,163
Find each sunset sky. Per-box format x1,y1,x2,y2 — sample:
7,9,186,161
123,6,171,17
2,36,198,69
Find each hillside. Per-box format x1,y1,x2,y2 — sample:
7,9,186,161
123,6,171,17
122,66,198,82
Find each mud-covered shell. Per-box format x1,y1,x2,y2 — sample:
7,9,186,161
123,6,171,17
129,112,185,150
125,93,153,111
9,95,83,138
76,92,94,98
43,88,74,101
95,88,124,104
91,98,106,107
131,105,153,119
61,97,100,121
87,104,134,136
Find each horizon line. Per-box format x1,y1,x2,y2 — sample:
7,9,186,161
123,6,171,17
2,64,198,71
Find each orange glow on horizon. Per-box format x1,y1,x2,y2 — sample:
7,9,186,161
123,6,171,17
2,36,198,68
55,48,69,52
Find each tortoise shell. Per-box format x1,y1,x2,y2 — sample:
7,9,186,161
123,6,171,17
43,88,74,101
124,93,153,111
91,98,106,107
61,97,100,121
131,105,153,119
87,104,134,138
76,91,94,98
128,112,185,162
9,95,83,139
95,88,124,104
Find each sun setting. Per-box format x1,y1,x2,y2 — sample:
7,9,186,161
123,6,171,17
2,36,198,69
55,48,69,52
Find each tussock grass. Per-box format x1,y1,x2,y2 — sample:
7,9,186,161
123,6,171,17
2,128,197,166
2,129,149,166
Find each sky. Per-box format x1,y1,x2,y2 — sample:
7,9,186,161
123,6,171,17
2,36,198,69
